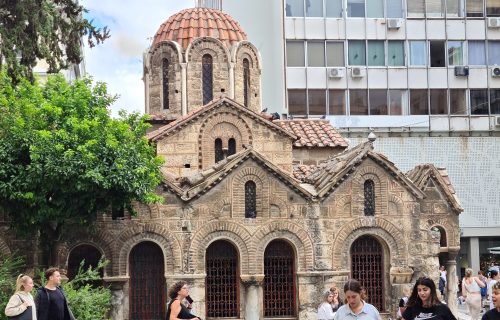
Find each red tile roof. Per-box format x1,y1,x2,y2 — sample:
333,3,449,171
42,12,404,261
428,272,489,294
153,8,247,49
274,120,349,148
293,164,317,181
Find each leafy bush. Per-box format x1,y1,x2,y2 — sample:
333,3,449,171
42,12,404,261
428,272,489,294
0,253,25,320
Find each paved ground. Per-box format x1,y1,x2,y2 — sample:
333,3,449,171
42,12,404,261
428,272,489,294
456,301,489,320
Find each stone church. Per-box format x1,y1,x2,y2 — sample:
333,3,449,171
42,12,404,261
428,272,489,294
0,6,463,320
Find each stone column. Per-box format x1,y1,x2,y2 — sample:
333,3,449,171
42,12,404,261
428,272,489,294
181,63,187,115
103,276,129,320
469,237,480,272
446,249,460,317
241,274,264,320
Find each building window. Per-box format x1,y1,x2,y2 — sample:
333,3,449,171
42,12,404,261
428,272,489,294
67,245,102,281
245,181,257,218
348,41,366,66
430,41,446,67
488,41,500,65
309,89,326,115
410,89,429,115
410,41,427,66
243,58,250,107
369,90,388,115
427,0,445,17
367,0,384,17
286,0,304,16
348,0,365,17
388,90,405,115
470,89,489,115
364,180,375,216
202,54,213,105
327,0,343,17
368,41,385,66
448,41,464,66
387,0,404,17
326,42,344,67
388,41,405,66
288,89,307,115
491,89,500,114
467,0,484,17
468,41,486,65
350,89,369,115
329,90,346,115
162,58,169,110
447,0,464,17
450,89,467,115
307,41,325,67
408,0,425,17
430,89,448,114
286,41,305,67
486,0,500,16
228,138,236,156
112,205,124,220
306,0,323,17
215,138,224,163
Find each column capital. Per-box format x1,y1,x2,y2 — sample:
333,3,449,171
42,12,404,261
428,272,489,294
240,274,265,286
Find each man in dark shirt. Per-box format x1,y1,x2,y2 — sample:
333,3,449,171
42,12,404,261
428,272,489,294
35,267,74,320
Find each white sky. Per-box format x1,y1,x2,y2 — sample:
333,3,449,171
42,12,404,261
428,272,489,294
81,1,194,117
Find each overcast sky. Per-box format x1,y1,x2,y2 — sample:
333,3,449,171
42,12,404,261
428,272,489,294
81,1,194,116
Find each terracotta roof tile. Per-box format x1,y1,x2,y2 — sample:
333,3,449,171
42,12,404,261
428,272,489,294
274,120,349,148
293,164,317,181
153,8,247,49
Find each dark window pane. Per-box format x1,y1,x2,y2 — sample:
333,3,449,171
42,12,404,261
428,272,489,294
228,138,236,156
467,0,484,16
243,58,250,107
350,90,368,115
308,89,326,115
245,181,257,218
202,54,213,105
162,58,169,110
288,89,307,115
388,90,404,115
486,0,500,16
364,180,375,216
410,89,429,115
488,41,500,65
450,89,467,115
215,138,224,163
369,90,388,115
430,89,448,114
470,89,489,115
430,41,446,67
329,90,346,115
490,89,500,114
286,0,304,16
348,0,366,17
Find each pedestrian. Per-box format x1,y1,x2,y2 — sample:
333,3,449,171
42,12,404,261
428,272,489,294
333,279,381,320
487,270,499,311
318,291,336,320
402,276,456,320
479,270,489,304
396,285,411,320
329,286,343,313
165,281,200,320
4,274,37,320
482,281,500,320
439,266,447,299
462,268,486,320
34,267,74,320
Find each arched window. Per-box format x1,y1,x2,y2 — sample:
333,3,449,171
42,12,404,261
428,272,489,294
206,240,239,317
202,54,213,105
215,138,224,163
67,244,102,281
364,179,375,216
245,181,257,218
228,138,236,156
432,226,447,247
162,58,169,110
243,58,250,107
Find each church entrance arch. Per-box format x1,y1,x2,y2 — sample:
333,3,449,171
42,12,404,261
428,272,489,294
350,235,385,312
129,241,165,320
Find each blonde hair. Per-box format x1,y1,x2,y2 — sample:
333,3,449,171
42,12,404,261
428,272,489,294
464,268,473,278
402,285,412,297
15,274,32,292
330,286,340,295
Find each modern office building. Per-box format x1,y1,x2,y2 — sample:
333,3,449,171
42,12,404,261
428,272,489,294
222,0,500,276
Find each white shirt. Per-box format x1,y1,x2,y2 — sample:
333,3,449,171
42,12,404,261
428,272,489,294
318,302,336,320
487,279,498,310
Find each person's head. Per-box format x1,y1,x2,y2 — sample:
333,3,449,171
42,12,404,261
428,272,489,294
408,277,440,307
15,274,34,293
343,279,367,309
323,290,334,303
491,269,499,280
330,286,340,301
168,281,189,300
45,267,61,286
439,266,445,271
478,270,484,276
402,285,412,298
464,268,473,278
492,281,500,309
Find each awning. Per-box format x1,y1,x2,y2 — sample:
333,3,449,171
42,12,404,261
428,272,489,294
488,247,500,254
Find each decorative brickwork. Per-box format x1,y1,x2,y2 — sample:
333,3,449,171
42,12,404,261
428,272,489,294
231,165,269,218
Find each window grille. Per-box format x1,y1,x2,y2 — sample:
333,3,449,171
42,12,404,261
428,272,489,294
264,240,296,317
364,179,375,216
215,138,224,163
245,181,257,218
351,236,384,312
202,54,213,105
206,240,239,317
228,138,236,156
162,58,169,109
243,58,250,107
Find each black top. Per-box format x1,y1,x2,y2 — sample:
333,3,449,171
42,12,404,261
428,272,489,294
332,301,343,312
402,303,457,320
482,308,500,320
35,286,72,320
47,288,66,320
166,299,196,320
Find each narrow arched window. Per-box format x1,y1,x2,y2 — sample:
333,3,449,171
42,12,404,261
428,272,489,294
228,138,236,156
202,54,213,105
245,181,257,218
243,58,250,107
364,179,375,216
162,58,169,110
215,138,223,163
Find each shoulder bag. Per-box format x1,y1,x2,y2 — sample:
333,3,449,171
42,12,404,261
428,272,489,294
7,294,32,320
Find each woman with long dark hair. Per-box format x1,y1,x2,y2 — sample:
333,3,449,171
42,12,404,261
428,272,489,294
165,281,200,320
402,277,456,320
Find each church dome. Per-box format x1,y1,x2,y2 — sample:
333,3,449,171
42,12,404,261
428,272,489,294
153,7,247,50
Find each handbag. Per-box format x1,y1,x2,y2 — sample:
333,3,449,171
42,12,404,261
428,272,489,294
7,294,33,320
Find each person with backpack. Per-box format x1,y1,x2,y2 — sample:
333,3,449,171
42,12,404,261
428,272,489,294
34,268,75,320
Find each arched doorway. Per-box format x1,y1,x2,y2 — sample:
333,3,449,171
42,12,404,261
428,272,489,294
67,244,102,280
351,235,384,312
205,240,239,317
129,242,165,320
264,240,296,317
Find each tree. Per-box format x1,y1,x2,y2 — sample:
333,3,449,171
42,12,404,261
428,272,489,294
0,70,163,264
0,0,110,83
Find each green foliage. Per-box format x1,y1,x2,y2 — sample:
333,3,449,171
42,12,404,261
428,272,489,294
0,70,163,238
0,253,25,320
0,0,110,83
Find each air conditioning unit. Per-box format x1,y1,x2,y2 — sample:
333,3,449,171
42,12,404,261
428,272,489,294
492,67,500,77
387,18,403,29
495,116,500,126
487,17,500,28
351,67,364,78
328,67,345,78
454,66,469,77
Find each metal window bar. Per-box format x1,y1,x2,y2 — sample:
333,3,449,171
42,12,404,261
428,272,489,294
364,179,375,216
245,181,257,218
202,54,213,105
162,58,169,109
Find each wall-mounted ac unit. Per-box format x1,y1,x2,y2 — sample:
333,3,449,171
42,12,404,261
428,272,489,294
387,18,402,29
488,17,500,28
492,67,500,77
351,67,364,78
328,67,345,78
495,116,500,126
454,66,469,76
